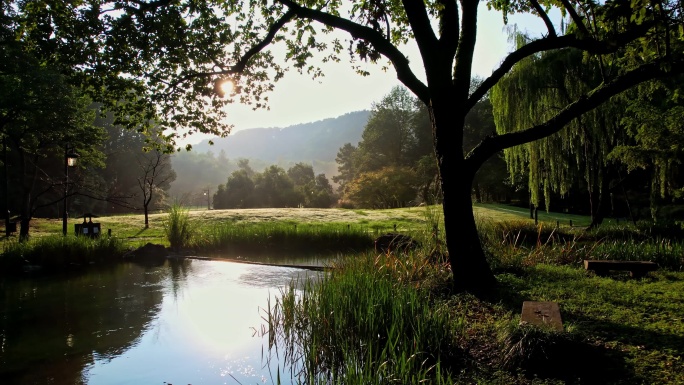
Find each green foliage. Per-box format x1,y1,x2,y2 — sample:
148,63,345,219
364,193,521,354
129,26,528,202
337,86,438,208
491,43,620,213
609,77,684,219
332,142,358,194
345,166,419,209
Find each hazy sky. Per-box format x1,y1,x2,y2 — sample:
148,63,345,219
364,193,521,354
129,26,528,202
182,4,554,146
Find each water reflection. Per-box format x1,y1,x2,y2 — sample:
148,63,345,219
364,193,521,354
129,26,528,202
0,258,322,385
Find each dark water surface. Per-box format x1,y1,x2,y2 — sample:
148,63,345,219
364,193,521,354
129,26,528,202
0,258,323,385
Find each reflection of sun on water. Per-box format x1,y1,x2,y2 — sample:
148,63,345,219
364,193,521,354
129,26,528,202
169,262,278,382
177,264,269,353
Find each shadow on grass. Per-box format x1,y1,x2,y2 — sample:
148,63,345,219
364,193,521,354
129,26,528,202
490,267,684,384
482,268,678,384
131,227,149,238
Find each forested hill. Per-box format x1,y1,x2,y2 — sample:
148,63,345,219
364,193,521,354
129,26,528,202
192,110,370,162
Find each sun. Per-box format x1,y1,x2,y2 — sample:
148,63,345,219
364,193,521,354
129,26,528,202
220,79,234,97
214,79,234,97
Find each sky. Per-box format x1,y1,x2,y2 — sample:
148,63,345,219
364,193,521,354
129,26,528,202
181,3,555,146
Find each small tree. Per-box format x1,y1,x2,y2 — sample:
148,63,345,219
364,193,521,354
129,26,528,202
136,149,176,228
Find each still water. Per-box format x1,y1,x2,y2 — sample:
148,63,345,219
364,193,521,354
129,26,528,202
0,258,323,385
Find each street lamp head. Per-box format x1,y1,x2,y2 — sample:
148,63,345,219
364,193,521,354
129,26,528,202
66,149,79,167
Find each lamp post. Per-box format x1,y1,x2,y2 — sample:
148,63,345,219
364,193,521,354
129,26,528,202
203,189,210,210
4,138,8,237
63,145,79,236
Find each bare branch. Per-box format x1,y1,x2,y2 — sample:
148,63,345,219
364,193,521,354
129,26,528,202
529,0,557,37
277,0,429,103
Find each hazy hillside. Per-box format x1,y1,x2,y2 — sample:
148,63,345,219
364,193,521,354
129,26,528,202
193,110,370,162
169,111,370,199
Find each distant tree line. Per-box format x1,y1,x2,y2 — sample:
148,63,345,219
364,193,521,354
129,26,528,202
212,161,335,209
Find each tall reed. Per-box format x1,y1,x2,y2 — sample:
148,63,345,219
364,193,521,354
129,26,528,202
163,203,193,250
265,252,462,384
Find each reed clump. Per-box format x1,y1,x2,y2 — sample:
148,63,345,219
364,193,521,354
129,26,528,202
163,203,193,250
266,252,463,384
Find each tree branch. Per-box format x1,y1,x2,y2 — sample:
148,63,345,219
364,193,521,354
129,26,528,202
468,22,654,108
277,0,429,103
558,0,591,36
230,9,296,74
466,59,684,170
401,0,438,59
165,8,296,92
529,0,556,37
454,0,479,97
437,0,460,63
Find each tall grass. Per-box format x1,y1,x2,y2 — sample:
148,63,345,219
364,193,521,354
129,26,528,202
163,203,193,250
265,252,460,384
477,219,684,271
195,222,375,256
420,204,447,259
0,235,126,274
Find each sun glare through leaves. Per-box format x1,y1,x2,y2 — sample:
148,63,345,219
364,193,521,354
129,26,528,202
214,79,234,98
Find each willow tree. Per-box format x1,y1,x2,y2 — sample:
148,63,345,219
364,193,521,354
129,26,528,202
23,0,684,293
490,35,627,227
610,77,684,221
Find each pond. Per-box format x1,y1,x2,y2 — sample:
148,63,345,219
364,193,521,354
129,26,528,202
0,257,325,385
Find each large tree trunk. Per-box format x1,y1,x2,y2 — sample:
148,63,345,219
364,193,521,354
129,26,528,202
441,166,498,295
430,83,497,294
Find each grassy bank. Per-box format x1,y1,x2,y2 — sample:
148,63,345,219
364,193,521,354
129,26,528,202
0,205,435,273
267,236,684,384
